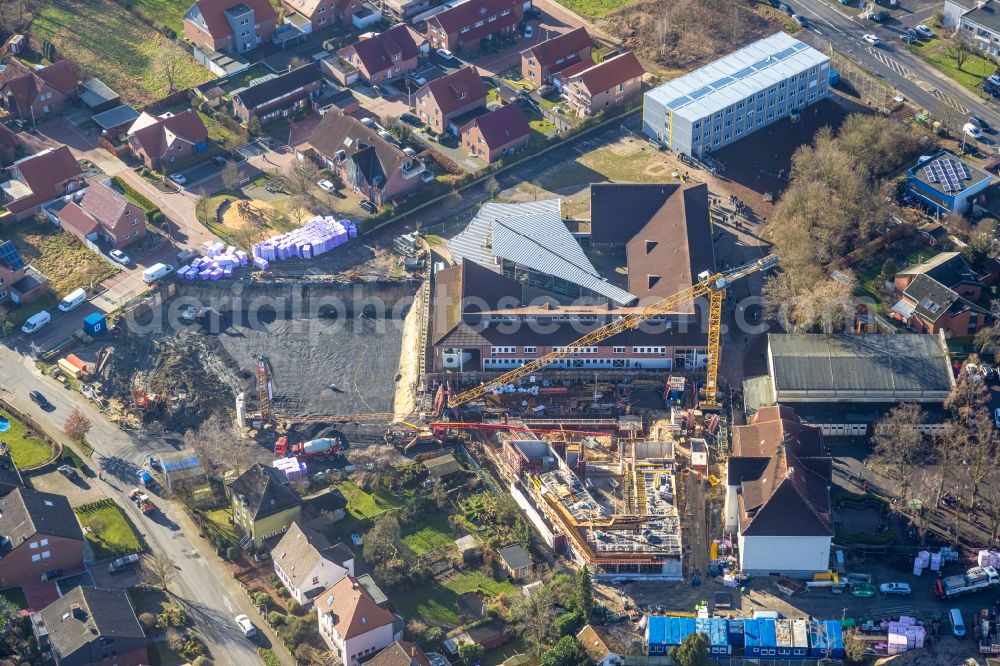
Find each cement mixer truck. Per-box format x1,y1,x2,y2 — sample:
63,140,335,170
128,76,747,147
274,435,344,459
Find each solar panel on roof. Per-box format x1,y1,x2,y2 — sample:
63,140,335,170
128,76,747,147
923,165,938,183
689,86,714,100
0,241,25,271
928,158,971,193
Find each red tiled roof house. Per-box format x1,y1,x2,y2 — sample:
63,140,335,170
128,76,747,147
0,60,78,121
558,51,644,117
1,146,84,221
336,25,421,85
461,103,530,163
126,109,209,170
58,182,148,250
282,0,362,30
413,65,487,134
316,576,398,665
425,0,522,53
183,0,277,54
520,27,592,88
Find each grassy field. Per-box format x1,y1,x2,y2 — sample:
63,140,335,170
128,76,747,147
529,137,676,193
333,481,402,520
855,246,933,304
112,0,190,34
402,513,456,556
393,569,516,626
1,408,54,469
75,502,142,560
551,0,631,19
0,218,118,297
32,0,212,106
909,38,993,96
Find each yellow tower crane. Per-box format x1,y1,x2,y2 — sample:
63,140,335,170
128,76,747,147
448,255,778,409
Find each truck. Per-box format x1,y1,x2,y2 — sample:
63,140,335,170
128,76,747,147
934,566,1000,600
128,487,156,514
274,435,343,459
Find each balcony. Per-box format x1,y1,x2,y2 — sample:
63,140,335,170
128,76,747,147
400,159,427,179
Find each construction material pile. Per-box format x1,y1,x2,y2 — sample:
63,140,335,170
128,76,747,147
881,616,925,655
978,550,1000,567
177,241,249,281
252,216,358,270
274,456,307,482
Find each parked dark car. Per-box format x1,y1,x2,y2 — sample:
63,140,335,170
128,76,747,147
360,200,378,214
57,465,79,480
400,113,422,127
29,390,50,408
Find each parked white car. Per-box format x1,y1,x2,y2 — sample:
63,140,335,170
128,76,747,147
879,582,912,596
914,24,934,38
109,249,131,266
235,615,257,638
169,173,187,185
964,123,984,140
863,34,880,46
317,179,336,193
436,48,455,61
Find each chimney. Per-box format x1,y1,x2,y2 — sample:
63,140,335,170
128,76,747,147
412,645,417,657
787,466,794,478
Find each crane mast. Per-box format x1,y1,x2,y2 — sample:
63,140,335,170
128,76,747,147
448,255,778,409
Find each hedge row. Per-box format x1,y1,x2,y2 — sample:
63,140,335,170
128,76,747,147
111,176,157,213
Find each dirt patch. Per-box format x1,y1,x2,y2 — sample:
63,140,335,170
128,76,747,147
394,287,423,420
220,199,274,232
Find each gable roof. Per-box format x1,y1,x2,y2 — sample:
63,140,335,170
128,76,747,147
729,407,832,537
80,182,137,226
36,587,145,661
12,146,82,196
0,60,77,111
368,641,433,666
903,274,962,323
185,0,277,39
430,0,521,35
234,64,322,110
963,0,1000,31
228,463,302,520
448,199,636,305
0,449,25,496
417,66,487,116
127,109,209,161
461,103,530,149
623,182,714,303
521,27,591,70
897,251,982,288
33,60,78,93
0,122,16,156
307,113,411,183
344,25,420,75
57,202,99,237
273,522,352,592
577,625,614,663
315,575,395,640
0,487,84,546
566,51,644,95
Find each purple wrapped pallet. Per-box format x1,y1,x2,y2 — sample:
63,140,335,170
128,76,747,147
198,270,212,281
303,244,313,259
226,245,237,255
224,266,234,278
252,244,261,258
254,256,269,270
237,251,248,266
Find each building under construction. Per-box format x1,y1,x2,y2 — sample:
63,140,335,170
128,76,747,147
503,435,683,580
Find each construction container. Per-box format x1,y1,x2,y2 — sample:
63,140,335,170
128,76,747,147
807,620,845,659
744,619,778,658
792,619,809,658
58,354,89,379
82,312,106,336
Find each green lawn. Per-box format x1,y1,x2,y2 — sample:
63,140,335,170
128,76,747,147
1,408,54,470
203,507,239,542
75,502,142,560
550,0,630,19
855,246,934,303
113,0,190,34
402,513,455,556
909,38,993,96
32,0,212,106
333,481,402,520
393,569,516,626
0,587,29,610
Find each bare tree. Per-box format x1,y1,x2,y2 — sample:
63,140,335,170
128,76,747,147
64,408,92,442
485,175,500,199
871,403,926,503
221,161,242,192
961,408,996,509
143,551,177,592
155,43,185,94
183,412,253,479
509,586,557,656
944,31,976,72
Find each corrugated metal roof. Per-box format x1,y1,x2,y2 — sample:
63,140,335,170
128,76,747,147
768,334,953,395
645,32,828,122
448,199,636,305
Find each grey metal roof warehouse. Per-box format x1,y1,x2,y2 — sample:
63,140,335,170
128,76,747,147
767,333,954,403
645,32,828,122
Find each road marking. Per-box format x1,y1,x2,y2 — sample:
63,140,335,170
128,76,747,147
224,596,233,612
865,47,913,80
931,88,970,114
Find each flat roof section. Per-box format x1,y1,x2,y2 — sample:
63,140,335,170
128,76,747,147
645,32,828,122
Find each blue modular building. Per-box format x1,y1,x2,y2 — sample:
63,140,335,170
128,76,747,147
726,619,745,647
905,150,993,215
808,620,845,659
744,619,778,659
695,618,731,656
645,617,697,654
82,312,106,336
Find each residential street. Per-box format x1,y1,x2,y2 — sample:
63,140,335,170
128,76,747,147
794,0,1000,129
0,343,293,666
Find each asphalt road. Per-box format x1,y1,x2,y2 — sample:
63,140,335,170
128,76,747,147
792,0,1000,134
0,343,285,666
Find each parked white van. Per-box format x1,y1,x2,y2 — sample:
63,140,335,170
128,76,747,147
21,310,51,334
142,263,174,284
951,608,966,637
58,288,87,312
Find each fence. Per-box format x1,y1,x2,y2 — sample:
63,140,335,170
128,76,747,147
828,50,894,114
